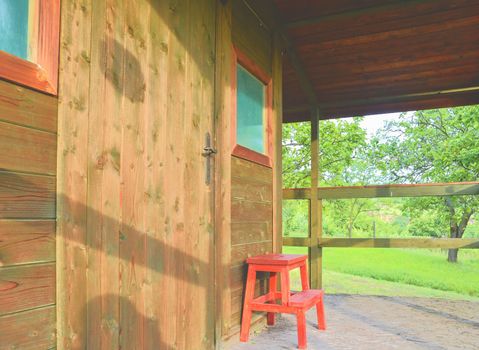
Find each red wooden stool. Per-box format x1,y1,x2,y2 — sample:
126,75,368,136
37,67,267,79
240,254,326,349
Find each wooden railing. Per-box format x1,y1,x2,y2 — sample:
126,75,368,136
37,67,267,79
282,181,479,289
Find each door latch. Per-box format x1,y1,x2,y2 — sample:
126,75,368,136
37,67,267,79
202,146,217,157
203,132,216,185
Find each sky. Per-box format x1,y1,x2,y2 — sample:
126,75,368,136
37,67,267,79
360,112,401,137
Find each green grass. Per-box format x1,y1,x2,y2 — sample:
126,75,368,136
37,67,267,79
283,246,479,299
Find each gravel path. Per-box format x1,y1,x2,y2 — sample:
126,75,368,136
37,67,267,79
230,294,479,350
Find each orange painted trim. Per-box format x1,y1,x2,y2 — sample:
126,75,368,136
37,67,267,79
0,0,60,95
232,144,272,168
231,46,273,168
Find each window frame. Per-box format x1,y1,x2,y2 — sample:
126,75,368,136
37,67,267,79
0,0,60,95
231,46,273,168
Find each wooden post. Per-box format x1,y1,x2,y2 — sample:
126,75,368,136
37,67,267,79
309,107,322,289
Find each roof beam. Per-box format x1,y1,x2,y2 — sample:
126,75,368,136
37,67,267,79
286,0,436,29
283,86,479,117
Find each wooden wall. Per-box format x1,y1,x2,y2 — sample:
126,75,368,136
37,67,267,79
0,79,57,348
216,0,283,340
230,157,273,331
57,0,216,349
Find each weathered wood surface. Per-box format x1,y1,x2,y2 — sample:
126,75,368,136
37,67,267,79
0,121,56,175
0,220,55,266
319,237,479,249
284,237,479,249
58,0,217,348
0,50,58,349
0,79,57,132
215,0,234,338
0,263,55,315
85,1,122,348
0,172,55,219
272,31,283,255
232,0,272,75
309,109,322,289
231,222,270,246
56,0,92,348
230,156,273,332
0,305,56,349
283,182,479,200
283,236,312,247
231,241,273,267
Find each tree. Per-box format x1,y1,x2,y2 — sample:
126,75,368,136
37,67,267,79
372,106,479,262
282,119,370,237
282,118,367,188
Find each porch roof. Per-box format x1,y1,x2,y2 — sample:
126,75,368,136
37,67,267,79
274,0,479,122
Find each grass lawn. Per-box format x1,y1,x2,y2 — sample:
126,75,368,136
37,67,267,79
283,246,479,299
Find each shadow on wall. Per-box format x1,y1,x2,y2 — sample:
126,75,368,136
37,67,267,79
1,1,222,347
0,171,215,349
94,0,216,105
100,37,146,103
83,294,173,350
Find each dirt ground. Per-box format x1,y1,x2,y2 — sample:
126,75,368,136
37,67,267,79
229,294,479,350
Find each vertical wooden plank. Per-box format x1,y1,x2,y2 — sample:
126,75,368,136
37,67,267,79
163,1,186,347
215,0,233,340
85,0,124,348
272,32,283,254
309,108,322,289
144,1,169,349
118,0,149,348
56,0,92,348
182,1,216,348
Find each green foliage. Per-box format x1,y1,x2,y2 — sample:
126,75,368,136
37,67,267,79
371,107,479,257
282,200,309,237
282,118,367,188
373,107,479,183
282,106,479,262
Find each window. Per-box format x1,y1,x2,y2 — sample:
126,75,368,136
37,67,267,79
0,0,31,60
236,65,266,154
232,48,272,167
0,0,60,94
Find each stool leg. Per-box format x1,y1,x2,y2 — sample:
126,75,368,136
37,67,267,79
316,294,326,330
240,266,256,342
296,309,307,349
299,263,309,291
267,272,277,325
280,268,290,306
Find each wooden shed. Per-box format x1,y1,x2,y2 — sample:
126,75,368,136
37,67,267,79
0,0,478,349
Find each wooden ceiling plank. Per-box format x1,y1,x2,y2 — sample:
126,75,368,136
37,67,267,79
286,0,437,28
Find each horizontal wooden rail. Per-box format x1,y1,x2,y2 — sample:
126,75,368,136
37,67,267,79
320,238,479,249
284,237,479,249
283,182,479,200
283,237,312,247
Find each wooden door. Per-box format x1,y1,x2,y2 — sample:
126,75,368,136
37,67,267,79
57,0,217,349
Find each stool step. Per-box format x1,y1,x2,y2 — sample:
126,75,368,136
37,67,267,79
289,289,323,308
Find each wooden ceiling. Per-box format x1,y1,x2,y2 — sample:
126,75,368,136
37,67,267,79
273,0,479,122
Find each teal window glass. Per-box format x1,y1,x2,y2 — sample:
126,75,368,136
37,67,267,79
236,64,266,154
0,0,30,60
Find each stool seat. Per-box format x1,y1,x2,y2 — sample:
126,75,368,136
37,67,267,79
246,254,306,266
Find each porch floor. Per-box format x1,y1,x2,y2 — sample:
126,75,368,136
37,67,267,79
231,294,479,350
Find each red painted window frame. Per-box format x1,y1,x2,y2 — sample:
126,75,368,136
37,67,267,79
0,0,60,95
231,46,273,168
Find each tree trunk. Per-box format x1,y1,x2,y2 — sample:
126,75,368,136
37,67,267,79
447,248,458,263
444,198,474,263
